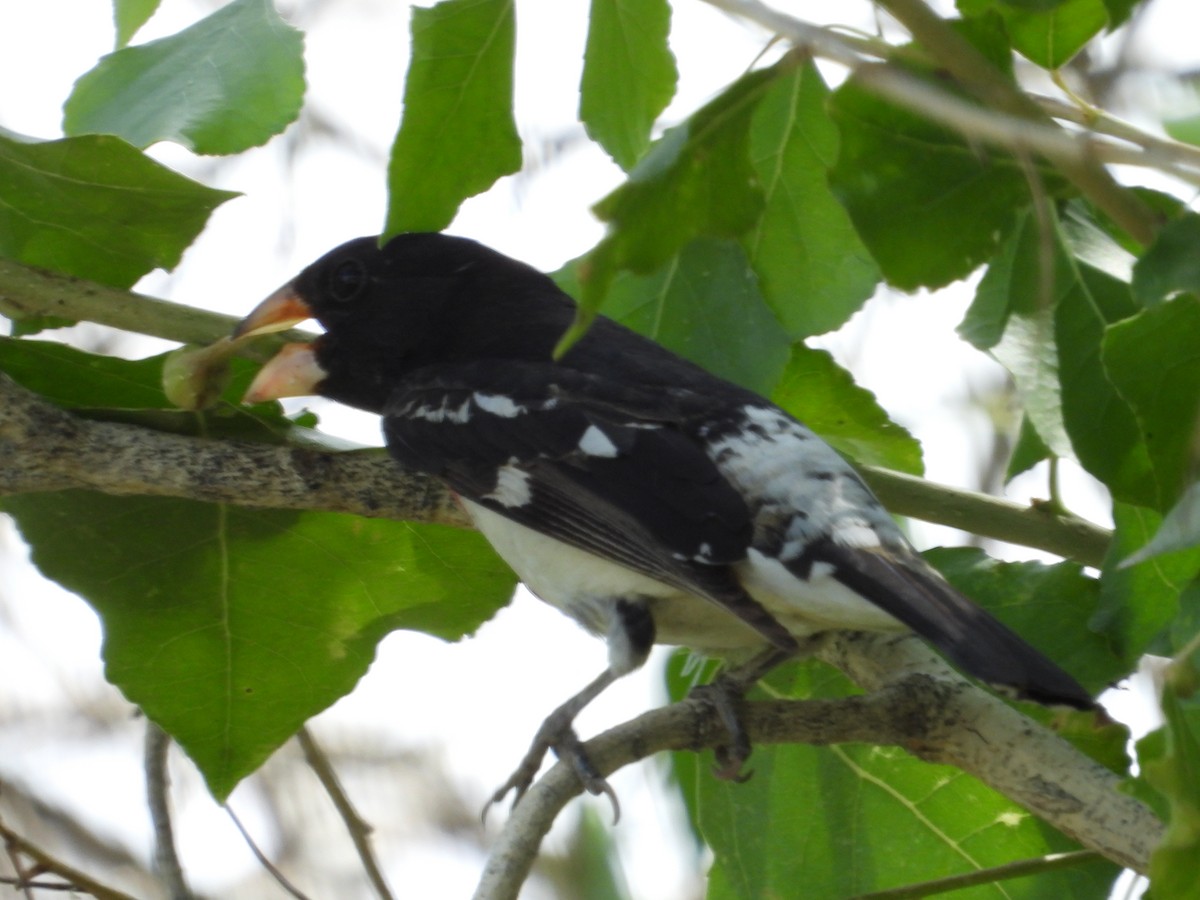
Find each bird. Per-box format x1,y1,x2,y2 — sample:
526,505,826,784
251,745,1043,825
234,232,1094,809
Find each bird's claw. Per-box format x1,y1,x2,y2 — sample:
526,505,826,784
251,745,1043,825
690,672,757,782
482,714,620,824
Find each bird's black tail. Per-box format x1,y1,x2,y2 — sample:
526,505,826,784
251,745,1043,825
809,541,1095,710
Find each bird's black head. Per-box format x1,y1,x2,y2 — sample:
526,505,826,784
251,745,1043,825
237,233,576,413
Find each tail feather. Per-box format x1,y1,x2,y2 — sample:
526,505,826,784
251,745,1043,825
810,541,1095,710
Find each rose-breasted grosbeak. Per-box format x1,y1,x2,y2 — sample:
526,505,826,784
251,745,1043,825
235,233,1093,808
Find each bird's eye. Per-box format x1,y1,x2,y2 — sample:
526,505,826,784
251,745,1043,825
327,259,367,303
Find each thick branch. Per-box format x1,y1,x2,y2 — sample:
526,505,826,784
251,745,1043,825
475,634,1162,900
0,373,468,527
0,373,1107,562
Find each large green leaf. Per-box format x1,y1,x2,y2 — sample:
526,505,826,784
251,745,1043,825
828,50,1038,290
65,0,304,154
667,657,1118,899
771,346,924,475
0,130,236,288
1102,295,1200,510
577,65,780,314
579,0,677,171
384,0,521,236
0,341,516,798
560,238,791,396
744,61,879,339
3,493,514,800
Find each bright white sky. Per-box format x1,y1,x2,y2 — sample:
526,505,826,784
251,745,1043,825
1,1,1197,897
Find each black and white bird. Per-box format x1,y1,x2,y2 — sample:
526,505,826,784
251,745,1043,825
235,233,1093,804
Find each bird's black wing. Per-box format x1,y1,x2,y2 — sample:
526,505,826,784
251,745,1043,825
381,360,797,652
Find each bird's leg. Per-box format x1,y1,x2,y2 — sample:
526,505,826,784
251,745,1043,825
486,668,621,819
689,645,801,780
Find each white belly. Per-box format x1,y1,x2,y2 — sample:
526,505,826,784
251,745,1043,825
462,501,768,655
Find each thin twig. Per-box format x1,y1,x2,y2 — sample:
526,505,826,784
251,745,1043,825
851,849,1102,899
297,727,396,900
224,805,313,900
0,875,96,893
2,834,35,900
0,818,137,900
144,723,192,900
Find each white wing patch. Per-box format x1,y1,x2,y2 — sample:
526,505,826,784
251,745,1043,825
578,424,619,458
483,462,532,507
406,398,472,424
473,392,525,418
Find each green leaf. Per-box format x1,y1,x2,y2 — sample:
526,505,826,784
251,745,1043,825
1165,114,1200,148
3,492,514,799
0,340,516,797
1006,414,1053,481
1094,503,1200,666
666,655,1118,899
0,130,236,288
65,0,305,155
1102,295,1200,509
771,345,924,475
828,69,1036,290
384,0,521,236
1000,0,1109,68
1132,213,1200,306
1144,655,1200,900
1056,260,1157,508
0,336,173,408
962,213,1074,460
580,64,779,311
1100,0,1138,27
563,238,791,396
579,0,677,171
113,0,161,47
744,61,880,339
963,212,1157,507
1123,483,1200,568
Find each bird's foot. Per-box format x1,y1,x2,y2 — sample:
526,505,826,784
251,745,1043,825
688,646,799,781
689,674,755,782
485,709,620,822
484,675,622,822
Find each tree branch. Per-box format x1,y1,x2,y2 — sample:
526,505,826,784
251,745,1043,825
0,373,469,528
0,365,1109,563
474,634,1162,900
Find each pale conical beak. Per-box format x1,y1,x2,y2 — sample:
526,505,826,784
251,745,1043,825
243,342,328,404
233,283,313,339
